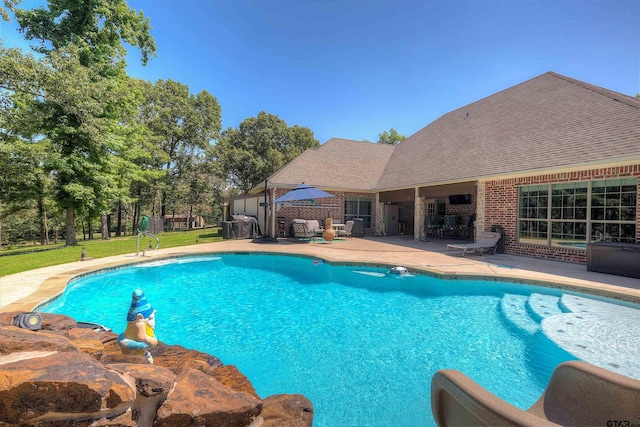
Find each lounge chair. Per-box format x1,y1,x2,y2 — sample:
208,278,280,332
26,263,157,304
431,360,640,426
336,220,354,238
445,231,501,256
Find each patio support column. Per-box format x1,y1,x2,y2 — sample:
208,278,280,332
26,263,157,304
414,187,424,241
375,193,384,235
476,181,486,240
270,187,276,238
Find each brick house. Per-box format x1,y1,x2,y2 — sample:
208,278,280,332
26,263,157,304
247,72,640,263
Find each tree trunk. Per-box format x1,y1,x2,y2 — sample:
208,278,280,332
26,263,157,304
43,207,50,245
188,205,193,230
134,203,141,234
116,202,122,237
37,194,46,245
101,213,110,240
88,219,93,240
65,207,77,246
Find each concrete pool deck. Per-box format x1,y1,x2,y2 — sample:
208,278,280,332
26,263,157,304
2,235,640,313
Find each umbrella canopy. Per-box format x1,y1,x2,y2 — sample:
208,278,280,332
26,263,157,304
273,183,335,203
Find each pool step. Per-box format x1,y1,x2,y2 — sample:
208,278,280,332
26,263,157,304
526,293,563,322
499,293,563,334
499,292,640,380
499,294,539,335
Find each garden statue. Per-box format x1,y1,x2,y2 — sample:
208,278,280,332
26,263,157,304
118,289,158,363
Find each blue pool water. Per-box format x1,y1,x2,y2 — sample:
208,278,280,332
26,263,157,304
41,254,636,426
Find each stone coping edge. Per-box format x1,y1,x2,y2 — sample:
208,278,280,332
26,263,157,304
3,248,640,313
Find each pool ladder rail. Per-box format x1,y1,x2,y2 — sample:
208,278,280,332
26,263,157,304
136,231,160,256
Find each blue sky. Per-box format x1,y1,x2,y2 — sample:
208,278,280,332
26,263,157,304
2,1,639,143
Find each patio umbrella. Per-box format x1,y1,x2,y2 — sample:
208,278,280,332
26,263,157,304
273,183,335,203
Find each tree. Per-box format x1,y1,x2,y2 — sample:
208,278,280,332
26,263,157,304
140,79,222,217
1,0,18,22
377,128,406,145
214,111,319,193
10,0,156,66
2,0,156,246
0,46,55,248
0,134,54,247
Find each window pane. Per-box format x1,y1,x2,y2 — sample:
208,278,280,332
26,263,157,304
591,207,604,221
607,223,620,241
551,221,587,248
606,182,621,193
344,199,358,216
591,223,607,241
621,192,637,207
620,224,637,243
519,220,547,244
606,195,620,206
620,207,635,221
591,194,604,206
359,199,372,216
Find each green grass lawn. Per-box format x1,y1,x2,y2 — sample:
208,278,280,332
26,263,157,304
0,228,223,277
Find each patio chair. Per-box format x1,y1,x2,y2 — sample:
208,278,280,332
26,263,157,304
305,219,324,237
291,219,316,240
442,215,458,239
445,231,501,256
458,214,475,240
425,214,443,238
336,220,354,238
431,360,640,426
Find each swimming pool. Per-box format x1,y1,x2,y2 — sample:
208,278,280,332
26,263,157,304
41,253,640,427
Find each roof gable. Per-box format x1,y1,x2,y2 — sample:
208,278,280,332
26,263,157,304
267,138,395,191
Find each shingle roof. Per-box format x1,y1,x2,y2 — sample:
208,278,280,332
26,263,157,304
265,72,640,193
376,72,640,190
267,138,395,191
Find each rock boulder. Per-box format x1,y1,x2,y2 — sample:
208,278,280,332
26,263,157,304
154,368,262,427
0,351,135,425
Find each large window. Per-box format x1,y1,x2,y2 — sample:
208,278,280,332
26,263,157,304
344,196,372,228
518,178,637,248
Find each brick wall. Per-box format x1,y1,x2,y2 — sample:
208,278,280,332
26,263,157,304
484,164,640,263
